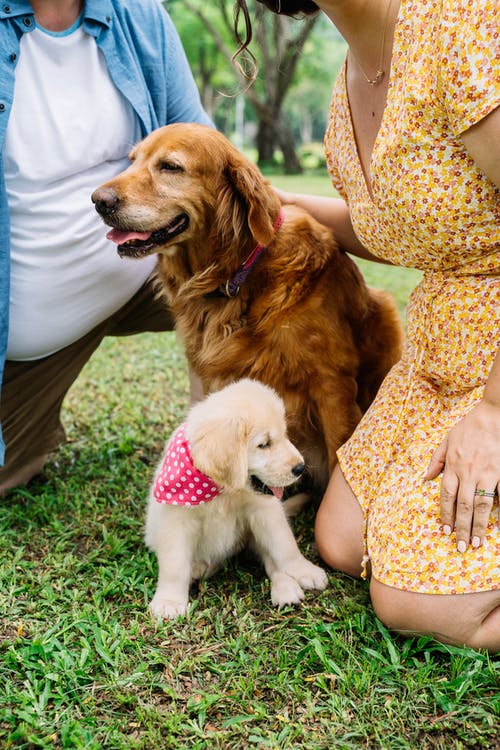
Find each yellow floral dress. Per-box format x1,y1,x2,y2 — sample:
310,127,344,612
325,0,500,594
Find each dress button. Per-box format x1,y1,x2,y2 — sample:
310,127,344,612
23,16,32,26
0,103,5,111
10,53,17,62
3,6,11,13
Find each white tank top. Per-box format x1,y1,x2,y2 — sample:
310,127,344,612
4,20,156,360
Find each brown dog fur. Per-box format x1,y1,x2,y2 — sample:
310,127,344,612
93,123,404,492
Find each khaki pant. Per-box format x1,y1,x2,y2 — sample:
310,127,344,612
0,275,174,484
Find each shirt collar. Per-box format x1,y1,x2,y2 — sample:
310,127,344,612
81,0,113,30
0,2,33,21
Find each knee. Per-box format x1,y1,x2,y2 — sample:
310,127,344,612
314,516,338,570
314,509,363,578
314,465,366,578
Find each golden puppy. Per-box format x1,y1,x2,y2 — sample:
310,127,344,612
144,379,328,619
94,123,404,492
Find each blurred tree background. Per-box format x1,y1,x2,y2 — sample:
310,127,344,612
166,0,347,173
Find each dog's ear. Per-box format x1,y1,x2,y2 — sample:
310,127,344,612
189,416,249,491
223,152,276,247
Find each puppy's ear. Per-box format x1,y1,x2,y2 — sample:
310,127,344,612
224,153,276,246
189,416,249,491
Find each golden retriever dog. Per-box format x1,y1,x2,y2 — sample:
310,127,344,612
144,379,328,619
93,123,403,492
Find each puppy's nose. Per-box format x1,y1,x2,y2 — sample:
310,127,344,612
291,462,305,477
92,187,120,216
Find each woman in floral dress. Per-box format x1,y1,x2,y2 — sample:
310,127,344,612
235,0,500,651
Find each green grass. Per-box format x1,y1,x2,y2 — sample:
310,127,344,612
0,179,497,749
270,173,337,198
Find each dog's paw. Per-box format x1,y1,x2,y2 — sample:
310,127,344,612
271,573,305,607
286,559,328,591
149,595,188,620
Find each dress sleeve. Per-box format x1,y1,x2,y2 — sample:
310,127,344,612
439,0,500,136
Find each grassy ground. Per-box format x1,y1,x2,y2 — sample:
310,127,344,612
1,177,498,749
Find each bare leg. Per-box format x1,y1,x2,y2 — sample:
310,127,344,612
371,579,500,652
314,464,366,578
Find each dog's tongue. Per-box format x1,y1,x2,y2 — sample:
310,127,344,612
106,228,152,244
270,486,284,500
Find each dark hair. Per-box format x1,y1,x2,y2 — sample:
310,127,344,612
233,0,319,74
252,0,319,15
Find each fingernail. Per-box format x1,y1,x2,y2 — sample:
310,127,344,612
443,525,452,536
457,540,466,553
472,536,481,548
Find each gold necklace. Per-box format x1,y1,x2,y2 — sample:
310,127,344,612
351,0,393,86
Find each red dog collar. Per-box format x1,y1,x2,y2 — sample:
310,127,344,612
225,208,285,297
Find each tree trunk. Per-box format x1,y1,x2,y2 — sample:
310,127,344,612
277,122,303,174
256,116,302,173
256,120,276,165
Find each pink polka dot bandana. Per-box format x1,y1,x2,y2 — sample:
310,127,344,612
154,424,222,506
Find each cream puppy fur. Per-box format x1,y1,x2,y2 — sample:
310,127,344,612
145,379,328,619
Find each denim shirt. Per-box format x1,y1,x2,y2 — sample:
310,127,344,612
0,0,213,463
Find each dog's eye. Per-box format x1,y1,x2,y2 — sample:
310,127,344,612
257,438,272,449
158,161,183,173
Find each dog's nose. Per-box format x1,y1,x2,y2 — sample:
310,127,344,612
92,187,120,216
291,462,305,477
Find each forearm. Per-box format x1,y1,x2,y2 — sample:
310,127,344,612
277,191,392,264
483,346,500,409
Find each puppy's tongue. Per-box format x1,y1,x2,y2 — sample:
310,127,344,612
270,486,284,500
106,228,152,244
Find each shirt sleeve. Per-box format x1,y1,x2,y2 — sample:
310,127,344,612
439,0,500,136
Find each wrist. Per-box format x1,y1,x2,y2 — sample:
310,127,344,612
482,392,500,411
482,350,500,409
473,393,500,429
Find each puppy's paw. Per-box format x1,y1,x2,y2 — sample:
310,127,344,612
286,559,328,591
149,595,188,620
271,573,305,607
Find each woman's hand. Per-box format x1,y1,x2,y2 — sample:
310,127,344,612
270,189,392,264
425,399,500,552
